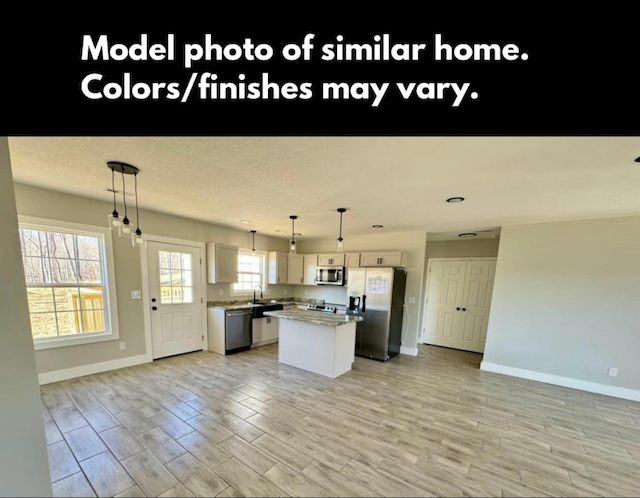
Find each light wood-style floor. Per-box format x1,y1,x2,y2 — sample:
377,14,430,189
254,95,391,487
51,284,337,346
41,344,640,497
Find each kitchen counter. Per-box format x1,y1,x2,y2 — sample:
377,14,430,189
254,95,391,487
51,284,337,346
265,310,359,379
262,309,362,327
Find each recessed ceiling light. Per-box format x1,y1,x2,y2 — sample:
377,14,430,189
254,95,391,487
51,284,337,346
458,232,477,238
240,220,252,224
446,197,465,203
372,225,384,228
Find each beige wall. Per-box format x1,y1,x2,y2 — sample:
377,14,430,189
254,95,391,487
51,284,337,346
425,237,500,260
13,183,291,375
483,216,640,391
297,230,428,351
0,142,52,496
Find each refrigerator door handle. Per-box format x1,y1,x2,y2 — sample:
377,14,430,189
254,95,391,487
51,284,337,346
362,295,366,313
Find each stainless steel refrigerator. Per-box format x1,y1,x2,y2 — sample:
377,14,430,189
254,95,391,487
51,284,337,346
346,267,407,361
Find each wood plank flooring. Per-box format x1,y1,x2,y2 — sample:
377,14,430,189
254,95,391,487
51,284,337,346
41,344,640,497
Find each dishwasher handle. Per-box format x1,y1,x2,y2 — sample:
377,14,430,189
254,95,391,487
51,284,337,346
226,310,251,316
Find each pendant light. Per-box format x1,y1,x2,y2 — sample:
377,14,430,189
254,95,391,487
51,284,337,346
106,161,144,247
336,208,346,252
251,230,256,252
107,167,121,232
133,170,144,245
289,215,298,253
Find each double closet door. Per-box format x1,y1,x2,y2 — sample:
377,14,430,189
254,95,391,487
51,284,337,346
422,258,496,353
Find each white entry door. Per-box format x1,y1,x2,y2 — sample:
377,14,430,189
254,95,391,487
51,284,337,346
422,258,496,353
147,241,204,359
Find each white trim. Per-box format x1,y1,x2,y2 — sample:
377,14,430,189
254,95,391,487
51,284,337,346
18,215,120,350
38,354,150,385
480,362,640,402
400,346,418,356
141,234,208,359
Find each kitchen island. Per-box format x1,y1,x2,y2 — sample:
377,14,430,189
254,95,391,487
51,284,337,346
263,310,363,379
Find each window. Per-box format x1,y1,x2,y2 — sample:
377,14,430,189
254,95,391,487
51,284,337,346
232,249,266,294
18,216,119,350
158,250,194,304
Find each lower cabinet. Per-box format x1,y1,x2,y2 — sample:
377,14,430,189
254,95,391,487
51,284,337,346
251,316,278,347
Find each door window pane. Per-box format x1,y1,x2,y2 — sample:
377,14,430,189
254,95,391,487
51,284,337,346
158,250,194,304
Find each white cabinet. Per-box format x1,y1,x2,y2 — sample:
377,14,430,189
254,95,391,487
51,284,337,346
318,253,345,266
287,254,304,284
206,243,238,283
268,251,288,284
345,253,361,268
359,251,405,267
207,308,226,354
303,254,318,285
251,316,278,346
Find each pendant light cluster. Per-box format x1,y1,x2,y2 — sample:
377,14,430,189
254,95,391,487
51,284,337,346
107,161,145,246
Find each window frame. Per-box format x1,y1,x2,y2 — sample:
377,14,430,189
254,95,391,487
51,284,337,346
18,216,120,350
230,248,268,296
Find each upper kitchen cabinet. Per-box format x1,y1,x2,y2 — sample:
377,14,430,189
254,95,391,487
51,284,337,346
345,253,361,268
268,251,289,284
318,253,345,266
303,253,318,285
287,254,304,284
359,251,405,267
206,243,239,283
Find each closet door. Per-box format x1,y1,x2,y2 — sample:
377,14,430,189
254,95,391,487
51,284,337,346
423,258,496,353
457,260,496,353
422,260,466,350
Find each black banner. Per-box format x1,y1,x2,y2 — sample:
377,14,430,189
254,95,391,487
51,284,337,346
3,13,639,135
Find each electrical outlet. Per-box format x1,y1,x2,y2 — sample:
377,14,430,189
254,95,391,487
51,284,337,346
608,367,618,377
131,290,141,299
119,342,126,351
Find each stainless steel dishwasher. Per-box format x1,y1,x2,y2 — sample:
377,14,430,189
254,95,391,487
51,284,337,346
225,309,252,354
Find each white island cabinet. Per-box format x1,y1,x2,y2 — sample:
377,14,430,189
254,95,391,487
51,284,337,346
263,310,363,379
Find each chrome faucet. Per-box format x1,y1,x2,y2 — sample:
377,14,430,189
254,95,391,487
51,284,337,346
253,284,263,304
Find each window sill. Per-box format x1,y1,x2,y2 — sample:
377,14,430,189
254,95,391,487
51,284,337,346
33,330,119,351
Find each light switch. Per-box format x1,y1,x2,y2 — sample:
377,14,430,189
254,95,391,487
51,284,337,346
131,291,141,299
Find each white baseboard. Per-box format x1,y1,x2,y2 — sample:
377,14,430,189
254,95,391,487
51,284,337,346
400,346,418,356
480,361,640,402
38,353,151,385
251,339,278,348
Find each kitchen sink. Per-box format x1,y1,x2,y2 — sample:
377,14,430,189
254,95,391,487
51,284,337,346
251,302,283,318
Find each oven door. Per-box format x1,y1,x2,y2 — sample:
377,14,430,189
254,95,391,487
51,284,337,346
315,266,344,285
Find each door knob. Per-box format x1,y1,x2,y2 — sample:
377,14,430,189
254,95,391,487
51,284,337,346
456,307,461,311
462,308,466,311
152,306,158,311
151,298,156,302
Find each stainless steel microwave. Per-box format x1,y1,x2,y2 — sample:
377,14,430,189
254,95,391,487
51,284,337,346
315,266,345,286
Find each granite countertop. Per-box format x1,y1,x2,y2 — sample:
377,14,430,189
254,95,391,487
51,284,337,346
208,298,346,311
262,310,362,327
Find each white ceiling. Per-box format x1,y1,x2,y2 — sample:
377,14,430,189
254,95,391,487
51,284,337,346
7,136,640,241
